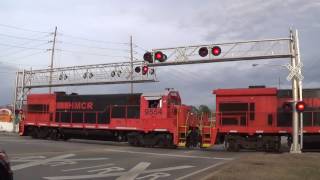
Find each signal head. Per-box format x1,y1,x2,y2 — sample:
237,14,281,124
211,46,221,56
142,66,148,75
198,47,208,57
135,66,141,73
154,51,167,62
296,101,306,113
143,52,153,63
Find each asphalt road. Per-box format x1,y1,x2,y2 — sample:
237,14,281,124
0,134,241,180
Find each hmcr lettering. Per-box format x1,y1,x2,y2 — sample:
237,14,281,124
57,102,94,110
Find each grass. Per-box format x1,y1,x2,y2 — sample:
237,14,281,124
205,153,320,180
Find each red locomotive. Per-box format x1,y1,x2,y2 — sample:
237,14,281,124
213,86,320,151
19,89,196,148
19,86,320,152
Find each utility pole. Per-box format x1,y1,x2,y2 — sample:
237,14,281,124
130,35,133,94
49,26,57,93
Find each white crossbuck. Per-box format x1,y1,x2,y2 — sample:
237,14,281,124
286,62,304,81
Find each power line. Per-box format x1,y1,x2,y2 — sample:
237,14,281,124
0,42,50,57
0,42,48,51
56,49,130,58
0,50,48,63
58,41,130,52
0,24,51,34
58,32,129,45
0,32,50,42
133,44,148,52
0,33,51,52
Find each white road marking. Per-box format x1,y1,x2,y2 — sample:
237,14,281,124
43,165,194,180
62,163,114,172
136,172,170,180
116,162,150,180
104,149,234,161
11,154,75,171
175,161,227,180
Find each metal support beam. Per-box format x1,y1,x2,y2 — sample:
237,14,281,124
13,61,157,112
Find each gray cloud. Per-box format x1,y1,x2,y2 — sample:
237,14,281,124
0,0,319,109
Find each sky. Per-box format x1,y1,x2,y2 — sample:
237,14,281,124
0,0,319,108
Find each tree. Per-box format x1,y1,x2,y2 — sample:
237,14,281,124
198,105,211,114
190,106,199,115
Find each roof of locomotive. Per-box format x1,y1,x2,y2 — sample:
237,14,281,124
213,87,278,96
278,88,320,98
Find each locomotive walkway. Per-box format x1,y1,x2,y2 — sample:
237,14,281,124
1,134,238,180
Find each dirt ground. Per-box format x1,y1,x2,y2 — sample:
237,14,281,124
205,152,320,180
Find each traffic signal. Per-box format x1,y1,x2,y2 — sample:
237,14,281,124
142,66,148,75
143,52,153,63
154,51,167,62
211,46,221,56
296,101,306,113
135,66,141,73
198,47,208,57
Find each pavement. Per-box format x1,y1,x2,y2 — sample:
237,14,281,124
0,133,243,180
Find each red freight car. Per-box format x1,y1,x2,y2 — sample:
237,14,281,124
212,86,320,151
19,89,198,147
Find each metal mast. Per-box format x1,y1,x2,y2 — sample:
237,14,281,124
49,26,57,93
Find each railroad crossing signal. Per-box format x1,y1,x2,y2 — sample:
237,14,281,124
296,101,306,113
286,62,304,81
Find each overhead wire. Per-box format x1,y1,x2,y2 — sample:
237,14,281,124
56,49,130,59
0,24,51,34
57,41,130,52
58,32,129,45
0,42,51,57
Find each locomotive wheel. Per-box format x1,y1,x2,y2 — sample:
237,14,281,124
225,140,239,152
31,127,39,139
49,129,59,140
38,128,49,139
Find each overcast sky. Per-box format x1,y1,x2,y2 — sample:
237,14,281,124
0,0,319,108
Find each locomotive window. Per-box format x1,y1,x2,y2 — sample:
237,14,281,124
85,113,97,124
148,100,161,108
127,106,140,119
112,106,126,118
219,103,248,112
28,104,49,113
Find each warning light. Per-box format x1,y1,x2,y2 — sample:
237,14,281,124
155,51,167,62
135,66,141,73
142,66,148,75
296,101,306,113
199,47,208,57
211,46,221,56
143,52,153,63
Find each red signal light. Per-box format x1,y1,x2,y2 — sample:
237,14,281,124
211,46,221,56
155,51,163,60
154,51,167,62
199,47,208,57
296,101,306,113
142,66,148,75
